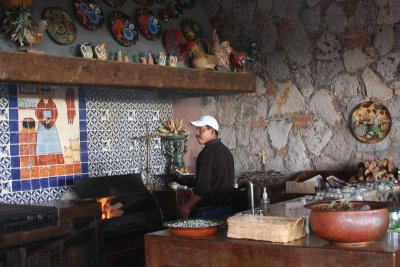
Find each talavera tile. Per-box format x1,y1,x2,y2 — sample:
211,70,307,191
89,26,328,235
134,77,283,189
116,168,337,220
0,84,172,204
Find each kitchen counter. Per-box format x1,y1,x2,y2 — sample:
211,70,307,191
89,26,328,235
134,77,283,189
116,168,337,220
145,199,400,267
0,200,100,249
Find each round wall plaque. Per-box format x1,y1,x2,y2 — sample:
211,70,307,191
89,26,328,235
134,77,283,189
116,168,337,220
42,7,77,45
350,101,391,144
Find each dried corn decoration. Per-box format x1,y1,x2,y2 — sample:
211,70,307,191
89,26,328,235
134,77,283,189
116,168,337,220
158,118,189,136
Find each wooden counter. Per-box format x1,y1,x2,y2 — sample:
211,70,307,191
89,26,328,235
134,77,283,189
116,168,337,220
0,200,100,249
145,200,400,267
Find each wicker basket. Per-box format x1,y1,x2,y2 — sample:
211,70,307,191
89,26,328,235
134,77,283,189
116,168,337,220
227,215,306,243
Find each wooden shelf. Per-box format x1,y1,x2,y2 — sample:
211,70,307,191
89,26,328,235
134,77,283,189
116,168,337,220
0,51,256,94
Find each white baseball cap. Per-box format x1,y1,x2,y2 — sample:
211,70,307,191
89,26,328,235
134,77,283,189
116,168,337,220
190,115,219,132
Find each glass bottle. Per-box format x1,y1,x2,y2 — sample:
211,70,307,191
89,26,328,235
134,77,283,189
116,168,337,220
259,187,270,216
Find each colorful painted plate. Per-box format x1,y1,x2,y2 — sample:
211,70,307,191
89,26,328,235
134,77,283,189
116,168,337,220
109,11,138,46
350,101,392,144
103,0,126,7
165,29,187,62
42,7,77,45
178,0,196,9
74,0,105,31
136,8,162,41
167,2,183,19
134,0,154,5
181,19,202,41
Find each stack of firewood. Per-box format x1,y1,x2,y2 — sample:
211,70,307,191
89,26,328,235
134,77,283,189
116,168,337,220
350,156,398,183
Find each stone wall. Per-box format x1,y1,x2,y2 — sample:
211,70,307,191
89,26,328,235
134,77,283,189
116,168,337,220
198,0,400,175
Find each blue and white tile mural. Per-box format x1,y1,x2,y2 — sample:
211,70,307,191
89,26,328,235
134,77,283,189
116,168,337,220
0,83,172,204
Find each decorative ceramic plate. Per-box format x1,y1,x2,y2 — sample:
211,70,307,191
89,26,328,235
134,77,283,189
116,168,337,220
178,0,196,9
74,0,105,31
181,19,202,41
109,11,138,46
164,219,223,237
167,2,183,19
134,0,154,5
136,8,162,40
42,7,77,45
165,29,187,62
103,0,126,7
351,101,392,144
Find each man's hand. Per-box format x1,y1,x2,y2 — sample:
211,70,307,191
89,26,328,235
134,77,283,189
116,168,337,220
178,194,202,219
179,203,191,219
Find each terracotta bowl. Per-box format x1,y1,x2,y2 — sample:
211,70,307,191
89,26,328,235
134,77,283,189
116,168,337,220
305,201,389,246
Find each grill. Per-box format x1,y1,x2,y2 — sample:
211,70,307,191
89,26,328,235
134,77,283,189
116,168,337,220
73,174,163,266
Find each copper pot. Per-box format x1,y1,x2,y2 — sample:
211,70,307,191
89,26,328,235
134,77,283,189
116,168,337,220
305,201,389,245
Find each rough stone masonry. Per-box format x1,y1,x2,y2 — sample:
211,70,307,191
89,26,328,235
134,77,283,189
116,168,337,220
199,0,400,175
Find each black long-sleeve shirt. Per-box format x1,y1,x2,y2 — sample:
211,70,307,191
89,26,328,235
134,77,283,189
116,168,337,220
193,139,234,207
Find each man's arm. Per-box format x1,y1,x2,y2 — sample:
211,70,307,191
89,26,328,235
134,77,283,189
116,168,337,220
179,194,202,218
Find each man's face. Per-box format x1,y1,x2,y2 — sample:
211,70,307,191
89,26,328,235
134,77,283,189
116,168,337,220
195,126,216,145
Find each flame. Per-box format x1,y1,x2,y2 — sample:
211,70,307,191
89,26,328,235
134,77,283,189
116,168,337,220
97,197,124,220
97,197,113,220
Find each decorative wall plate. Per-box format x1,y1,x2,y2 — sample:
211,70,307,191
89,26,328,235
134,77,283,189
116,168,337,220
167,2,183,19
165,29,187,62
103,0,126,7
74,0,104,31
136,8,162,41
42,7,77,45
134,0,154,5
350,101,392,144
181,19,202,41
109,11,138,46
178,0,196,9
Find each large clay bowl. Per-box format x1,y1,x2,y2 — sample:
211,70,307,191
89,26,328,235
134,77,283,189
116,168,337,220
305,201,389,246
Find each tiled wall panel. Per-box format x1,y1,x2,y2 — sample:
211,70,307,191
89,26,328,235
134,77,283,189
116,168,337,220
0,83,172,204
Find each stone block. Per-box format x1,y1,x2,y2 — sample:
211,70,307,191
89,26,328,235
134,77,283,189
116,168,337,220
332,73,360,99
286,132,311,171
310,89,342,126
374,25,394,56
269,82,306,116
325,2,348,33
316,33,341,60
282,24,312,66
268,120,292,148
274,0,302,20
301,5,321,32
303,119,332,157
266,51,290,81
315,60,344,87
362,67,393,101
343,48,375,73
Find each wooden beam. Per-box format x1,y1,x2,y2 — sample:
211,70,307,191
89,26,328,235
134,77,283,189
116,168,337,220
0,51,256,94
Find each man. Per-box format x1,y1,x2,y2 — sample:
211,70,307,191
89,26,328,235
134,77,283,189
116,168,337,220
179,115,234,219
